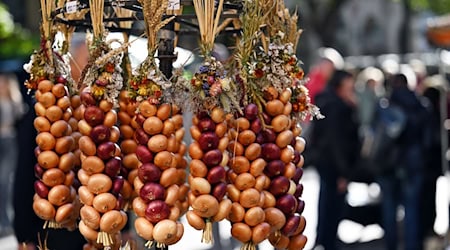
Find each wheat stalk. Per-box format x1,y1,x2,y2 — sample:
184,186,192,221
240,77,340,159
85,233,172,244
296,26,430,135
89,0,104,40
193,0,224,53
40,0,55,40
139,0,175,53
114,7,135,30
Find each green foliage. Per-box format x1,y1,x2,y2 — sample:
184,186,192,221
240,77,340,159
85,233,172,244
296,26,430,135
409,0,450,14
0,3,38,59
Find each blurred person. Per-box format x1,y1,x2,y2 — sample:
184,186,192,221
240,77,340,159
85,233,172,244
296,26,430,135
355,67,385,129
312,70,360,250
354,67,386,182
305,58,335,105
421,77,446,246
68,32,90,83
376,73,429,250
306,47,344,105
0,73,24,236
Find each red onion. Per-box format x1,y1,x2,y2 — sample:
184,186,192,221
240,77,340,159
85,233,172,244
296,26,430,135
140,182,166,202
276,194,297,215
244,103,258,121
138,163,162,183
84,106,105,127
90,125,111,144
97,141,116,160
269,176,290,196
34,180,49,198
206,166,226,184
198,118,216,132
136,145,154,163
202,149,223,167
197,132,219,152
281,214,301,236
145,200,170,223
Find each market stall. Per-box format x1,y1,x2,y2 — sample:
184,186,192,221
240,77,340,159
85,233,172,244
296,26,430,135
24,0,319,249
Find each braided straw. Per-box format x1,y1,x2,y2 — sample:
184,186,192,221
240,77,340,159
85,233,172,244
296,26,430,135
193,0,224,54
89,0,104,40
39,0,56,66
138,0,176,54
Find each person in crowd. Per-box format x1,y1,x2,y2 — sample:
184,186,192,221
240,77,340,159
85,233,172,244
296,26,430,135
69,32,90,83
355,67,385,130
376,73,428,250
306,57,336,105
0,73,24,237
313,70,360,250
420,76,445,245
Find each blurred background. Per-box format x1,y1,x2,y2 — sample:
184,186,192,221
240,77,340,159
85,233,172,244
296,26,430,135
1,0,450,249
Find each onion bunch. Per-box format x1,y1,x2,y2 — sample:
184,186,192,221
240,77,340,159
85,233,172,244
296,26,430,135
223,87,308,250
77,91,127,249
260,88,307,250
33,78,80,230
116,90,139,208
186,107,232,244
130,100,186,248
225,102,271,250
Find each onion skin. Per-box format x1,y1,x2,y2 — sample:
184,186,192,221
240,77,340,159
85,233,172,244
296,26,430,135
134,217,154,241
138,163,161,183
100,210,125,234
136,145,154,163
244,206,265,227
244,103,259,121
265,207,286,231
79,186,94,206
269,176,290,197
38,151,60,169
152,219,179,245
87,173,112,195
189,159,208,178
79,220,99,242
55,203,74,224
288,234,307,250
206,166,226,184
231,222,252,243
92,193,117,213
252,222,271,244
42,168,66,187
234,173,256,191
33,198,56,221
282,214,301,237
47,184,71,206
276,194,298,215
264,160,285,178
269,232,290,249
191,194,219,218
197,132,219,151
34,180,49,198
140,182,166,202
202,149,223,167
190,177,211,196
80,205,101,230
212,199,232,222
261,143,281,162
186,210,206,230
104,157,122,178
211,182,227,201
239,188,260,208
145,200,170,223
84,106,105,127
97,141,116,160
